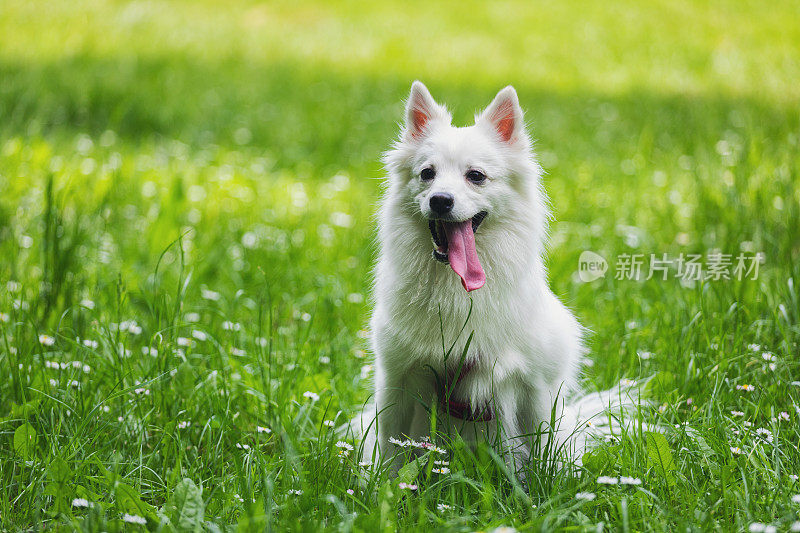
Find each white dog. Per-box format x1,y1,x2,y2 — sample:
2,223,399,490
360,81,620,473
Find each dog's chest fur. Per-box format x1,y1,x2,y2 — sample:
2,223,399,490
373,237,561,388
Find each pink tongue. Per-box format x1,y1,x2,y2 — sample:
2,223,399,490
443,220,486,292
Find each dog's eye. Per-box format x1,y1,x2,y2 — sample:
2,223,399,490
420,167,436,181
466,170,486,184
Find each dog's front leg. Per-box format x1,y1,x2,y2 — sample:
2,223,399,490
495,391,532,483
373,362,415,472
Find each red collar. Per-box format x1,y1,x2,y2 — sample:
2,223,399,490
436,360,494,422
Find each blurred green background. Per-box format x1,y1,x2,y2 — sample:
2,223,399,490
2,0,798,378
1,0,800,529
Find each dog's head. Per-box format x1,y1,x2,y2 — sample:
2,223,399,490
383,81,544,293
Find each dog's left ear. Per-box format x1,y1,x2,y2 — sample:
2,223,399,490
478,86,525,145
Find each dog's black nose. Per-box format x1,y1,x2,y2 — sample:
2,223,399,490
429,193,454,215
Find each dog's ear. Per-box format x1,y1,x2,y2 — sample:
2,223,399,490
404,81,449,139
478,86,525,144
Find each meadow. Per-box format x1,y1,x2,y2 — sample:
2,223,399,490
1,0,799,530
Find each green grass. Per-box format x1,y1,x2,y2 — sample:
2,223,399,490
2,0,800,530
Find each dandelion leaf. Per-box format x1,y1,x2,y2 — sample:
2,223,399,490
13,422,38,459
645,431,677,486
163,478,205,532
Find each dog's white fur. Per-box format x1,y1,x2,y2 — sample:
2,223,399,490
359,82,614,472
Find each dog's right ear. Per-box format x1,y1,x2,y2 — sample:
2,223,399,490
404,81,449,140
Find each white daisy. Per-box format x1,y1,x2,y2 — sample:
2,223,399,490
257,426,271,434
303,391,319,401
389,437,412,448
71,498,91,508
576,492,596,501
335,441,354,452
122,513,147,525
39,334,56,346
597,476,619,485
201,288,221,301
755,428,774,443
411,438,446,454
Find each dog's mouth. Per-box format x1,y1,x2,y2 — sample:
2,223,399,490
428,211,488,292
429,211,487,262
